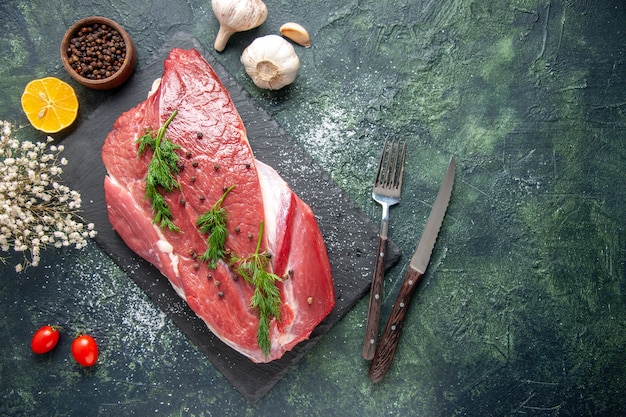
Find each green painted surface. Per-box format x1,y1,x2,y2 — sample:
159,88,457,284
1,0,625,415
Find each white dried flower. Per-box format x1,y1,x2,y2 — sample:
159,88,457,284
0,121,97,271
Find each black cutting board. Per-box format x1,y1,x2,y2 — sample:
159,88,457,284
61,32,401,403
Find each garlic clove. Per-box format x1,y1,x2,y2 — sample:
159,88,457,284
240,35,301,90
211,0,268,52
279,22,311,48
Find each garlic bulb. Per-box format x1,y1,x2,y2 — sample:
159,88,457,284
211,0,268,52
240,35,301,90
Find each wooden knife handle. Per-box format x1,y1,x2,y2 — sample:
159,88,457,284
368,267,423,383
362,235,388,360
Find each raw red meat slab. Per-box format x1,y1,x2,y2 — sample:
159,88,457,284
102,48,335,363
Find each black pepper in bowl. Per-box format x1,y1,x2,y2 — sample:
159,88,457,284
60,16,137,90
66,24,126,80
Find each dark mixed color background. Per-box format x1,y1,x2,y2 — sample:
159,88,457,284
1,0,624,415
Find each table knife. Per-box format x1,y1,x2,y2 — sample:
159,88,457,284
368,156,455,383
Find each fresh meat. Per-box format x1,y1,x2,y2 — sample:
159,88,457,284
101,48,335,363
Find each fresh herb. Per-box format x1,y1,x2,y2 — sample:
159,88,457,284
196,185,236,269
233,221,282,356
136,110,181,232
195,189,282,354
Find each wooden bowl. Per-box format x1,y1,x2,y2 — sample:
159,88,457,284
60,16,137,90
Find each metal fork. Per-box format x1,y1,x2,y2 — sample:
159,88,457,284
363,139,407,360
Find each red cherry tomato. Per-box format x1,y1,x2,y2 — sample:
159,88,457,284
71,334,99,367
31,325,61,354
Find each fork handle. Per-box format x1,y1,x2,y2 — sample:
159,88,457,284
362,234,388,360
368,267,423,383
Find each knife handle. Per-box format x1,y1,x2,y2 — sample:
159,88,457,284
368,267,423,383
362,235,388,360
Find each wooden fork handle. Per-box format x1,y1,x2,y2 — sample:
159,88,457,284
369,267,423,383
362,235,388,360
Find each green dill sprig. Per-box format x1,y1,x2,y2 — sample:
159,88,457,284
195,189,282,354
233,220,282,356
136,110,181,232
196,185,236,269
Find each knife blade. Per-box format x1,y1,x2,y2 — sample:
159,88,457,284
368,156,455,383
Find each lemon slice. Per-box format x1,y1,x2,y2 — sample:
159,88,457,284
21,77,79,133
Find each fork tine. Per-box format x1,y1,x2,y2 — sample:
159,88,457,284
396,140,407,189
386,141,397,187
374,138,390,187
387,140,398,186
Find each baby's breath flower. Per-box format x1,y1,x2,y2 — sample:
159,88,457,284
0,121,97,271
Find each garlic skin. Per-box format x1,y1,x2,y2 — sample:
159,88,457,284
280,22,311,48
211,0,268,52
240,35,301,90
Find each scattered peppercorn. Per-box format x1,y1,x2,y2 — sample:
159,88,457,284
218,291,224,298
179,198,186,206
66,23,127,80
190,175,196,182
186,151,192,158
196,132,204,139
192,161,198,167
213,163,220,171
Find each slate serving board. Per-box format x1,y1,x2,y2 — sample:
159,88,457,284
60,32,401,403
